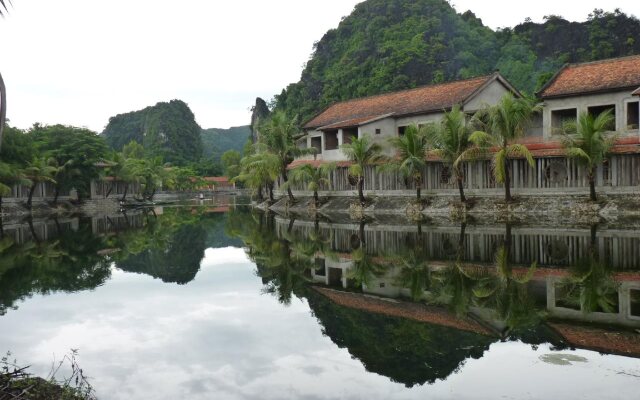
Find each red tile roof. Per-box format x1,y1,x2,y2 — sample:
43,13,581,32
304,73,513,130
203,177,231,183
538,55,640,99
548,322,640,358
313,287,495,336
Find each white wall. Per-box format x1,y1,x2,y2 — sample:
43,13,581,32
542,90,639,138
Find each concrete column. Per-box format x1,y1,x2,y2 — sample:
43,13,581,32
337,129,344,146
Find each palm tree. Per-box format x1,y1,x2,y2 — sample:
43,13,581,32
469,94,541,202
427,105,475,203
383,124,429,201
235,150,280,202
259,111,314,203
347,247,386,289
289,162,336,208
392,248,431,301
561,110,616,201
0,162,31,214
23,158,58,210
340,135,384,205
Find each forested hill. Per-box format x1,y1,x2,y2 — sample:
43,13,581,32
201,125,251,161
274,0,640,122
102,100,203,165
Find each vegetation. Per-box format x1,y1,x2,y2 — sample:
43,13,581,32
426,106,476,202
274,0,640,121
383,124,429,201
468,94,540,202
201,126,251,161
340,135,384,204
289,162,336,208
561,110,616,201
102,100,203,165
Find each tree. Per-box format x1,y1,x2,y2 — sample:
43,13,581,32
340,135,384,204
427,105,476,202
258,111,314,202
0,162,30,215
23,157,58,210
289,162,336,208
221,149,241,179
383,124,429,201
235,150,280,202
30,124,109,201
468,94,540,202
561,110,616,201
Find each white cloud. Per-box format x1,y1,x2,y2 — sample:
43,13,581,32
0,0,637,132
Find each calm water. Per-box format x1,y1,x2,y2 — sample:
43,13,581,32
1,198,639,399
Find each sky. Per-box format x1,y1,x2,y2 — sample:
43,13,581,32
0,0,638,132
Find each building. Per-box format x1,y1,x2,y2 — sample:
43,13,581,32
285,56,640,196
537,54,640,138
301,73,523,161
199,177,235,191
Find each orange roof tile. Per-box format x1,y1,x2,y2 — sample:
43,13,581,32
538,55,640,99
304,74,511,130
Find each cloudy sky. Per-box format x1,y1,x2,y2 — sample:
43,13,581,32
0,0,637,132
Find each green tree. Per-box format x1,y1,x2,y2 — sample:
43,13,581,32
561,110,616,201
23,157,58,210
30,124,109,201
235,151,280,202
0,163,30,214
289,162,336,208
427,106,476,202
469,94,540,202
258,111,313,202
340,135,384,204
383,124,429,201
221,150,241,179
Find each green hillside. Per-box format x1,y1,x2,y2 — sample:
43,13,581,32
274,0,640,121
102,99,203,165
201,125,251,161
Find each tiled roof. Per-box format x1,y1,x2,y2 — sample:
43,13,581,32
313,287,495,336
203,177,231,183
548,322,640,358
304,74,507,130
538,55,640,99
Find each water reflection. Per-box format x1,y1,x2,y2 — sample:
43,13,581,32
231,210,640,371
0,204,241,315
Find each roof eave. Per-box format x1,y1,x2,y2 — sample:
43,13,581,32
539,85,640,100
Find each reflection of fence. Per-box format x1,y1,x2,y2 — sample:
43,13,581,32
280,154,640,193
275,218,640,270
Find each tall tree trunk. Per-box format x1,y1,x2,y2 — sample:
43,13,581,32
105,183,113,198
52,185,60,206
282,170,294,202
416,180,421,201
27,216,40,243
256,186,264,202
358,220,366,247
147,188,156,201
0,72,6,153
313,190,319,208
268,183,274,202
121,184,128,202
590,223,598,257
456,169,466,203
358,176,365,204
27,183,37,210
588,169,597,202
504,158,512,202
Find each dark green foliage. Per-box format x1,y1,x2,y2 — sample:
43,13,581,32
102,100,203,165
305,289,493,387
30,124,109,199
200,125,251,161
0,125,35,167
275,0,640,120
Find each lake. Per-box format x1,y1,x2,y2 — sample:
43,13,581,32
1,198,639,399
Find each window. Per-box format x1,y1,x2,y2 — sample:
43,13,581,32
631,289,640,317
311,137,322,154
375,128,381,135
587,104,616,131
398,126,406,136
343,128,358,144
627,101,639,130
551,108,577,134
324,130,338,150
314,258,326,276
